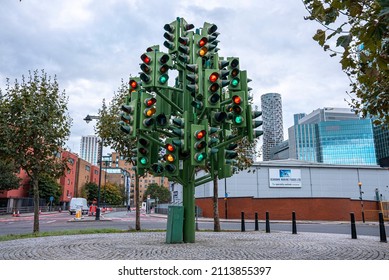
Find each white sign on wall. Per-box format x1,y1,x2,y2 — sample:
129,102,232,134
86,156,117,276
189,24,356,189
269,168,302,188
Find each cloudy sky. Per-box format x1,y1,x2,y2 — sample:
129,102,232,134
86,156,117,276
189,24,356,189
0,0,351,155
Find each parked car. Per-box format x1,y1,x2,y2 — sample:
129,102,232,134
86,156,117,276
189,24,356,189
69,198,88,215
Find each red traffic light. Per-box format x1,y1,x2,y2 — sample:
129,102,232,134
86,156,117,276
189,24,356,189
209,72,219,83
198,37,208,47
129,79,138,90
194,129,206,140
166,143,175,152
144,97,156,107
232,95,242,105
141,53,152,64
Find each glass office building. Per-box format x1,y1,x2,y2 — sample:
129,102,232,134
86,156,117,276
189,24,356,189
317,119,377,165
289,108,377,165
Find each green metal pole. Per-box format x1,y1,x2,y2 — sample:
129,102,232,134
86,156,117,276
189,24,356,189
182,160,195,243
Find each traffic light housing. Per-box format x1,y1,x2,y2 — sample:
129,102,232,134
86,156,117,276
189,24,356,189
163,20,179,54
204,69,221,108
120,95,138,138
139,91,157,131
227,57,241,91
164,138,179,177
186,58,204,113
190,123,208,166
227,91,247,127
137,137,151,169
155,52,171,87
247,106,263,142
139,52,155,88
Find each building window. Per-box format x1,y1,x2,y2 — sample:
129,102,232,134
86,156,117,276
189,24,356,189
85,165,90,172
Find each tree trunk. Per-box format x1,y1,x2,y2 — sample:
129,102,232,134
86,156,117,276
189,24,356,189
213,175,221,232
135,173,141,231
33,177,40,233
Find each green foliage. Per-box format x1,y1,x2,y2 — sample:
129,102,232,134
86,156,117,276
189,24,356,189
303,0,389,126
83,182,99,203
34,174,62,205
102,183,123,205
0,160,22,191
0,69,72,232
142,183,171,203
96,80,136,162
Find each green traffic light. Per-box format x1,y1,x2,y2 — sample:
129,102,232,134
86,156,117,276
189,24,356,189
159,74,169,84
231,77,240,87
194,152,205,162
139,157,148,165
234,115,244,124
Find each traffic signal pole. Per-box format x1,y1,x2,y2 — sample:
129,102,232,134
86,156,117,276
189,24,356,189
182,160,196,243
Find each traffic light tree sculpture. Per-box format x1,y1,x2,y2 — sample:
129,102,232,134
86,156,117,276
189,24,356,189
119,18,263,243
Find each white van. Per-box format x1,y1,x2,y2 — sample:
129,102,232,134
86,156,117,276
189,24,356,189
69,197,88,215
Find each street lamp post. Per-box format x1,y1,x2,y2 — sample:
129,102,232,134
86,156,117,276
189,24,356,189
84,114,103,221
358,181,365,223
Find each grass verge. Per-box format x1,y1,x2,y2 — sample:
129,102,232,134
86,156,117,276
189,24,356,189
0,228,129,242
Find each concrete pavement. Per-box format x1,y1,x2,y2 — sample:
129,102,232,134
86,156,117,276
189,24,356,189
0,230,388,260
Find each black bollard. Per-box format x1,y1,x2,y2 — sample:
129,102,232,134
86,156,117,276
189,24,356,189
292,211,297,234
266,211,270,233
241,211,245,232
350,212,357,239
379,212,387,243
255,212,259,231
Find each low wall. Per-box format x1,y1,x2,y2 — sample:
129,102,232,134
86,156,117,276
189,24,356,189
196,197,380,221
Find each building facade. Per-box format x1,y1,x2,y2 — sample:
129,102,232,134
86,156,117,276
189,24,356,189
261,93,284,161
288,108,377,165
195,159,389,221
80,135,99,165
374,125,389,167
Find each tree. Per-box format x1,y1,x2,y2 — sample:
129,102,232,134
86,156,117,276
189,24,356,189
33,174,62,205
0,70,72,233
83,182,99,203
143,183,171,203
303,0,389,126
0,161,21,192
102,183,123,205
96,79,142,230
211,133,259,232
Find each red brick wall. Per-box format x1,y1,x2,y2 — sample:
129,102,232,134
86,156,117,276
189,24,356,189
196,197,380,221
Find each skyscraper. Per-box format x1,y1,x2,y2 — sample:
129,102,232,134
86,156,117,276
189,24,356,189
261,93,284,161
80,135,99,165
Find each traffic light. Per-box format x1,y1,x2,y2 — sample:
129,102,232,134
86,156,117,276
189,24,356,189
186,58,204,113
227,57,241,91
120,95,138,138
227,91,247,127
193,34,210,63
163,20,179,54
210,111,227,126
247,106,263,142
164,138,179,177
139,52,155,88
178,33,192,64
129,77,141,93
139,91,156,131
155,51,171,87
171,111,189,152
137,137,151,169
204,69,221,108
191,123,208,166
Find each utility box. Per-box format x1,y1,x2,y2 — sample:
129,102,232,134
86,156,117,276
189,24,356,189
166,205,184,244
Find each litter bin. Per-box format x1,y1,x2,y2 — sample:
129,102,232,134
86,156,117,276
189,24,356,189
166,205,184,244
